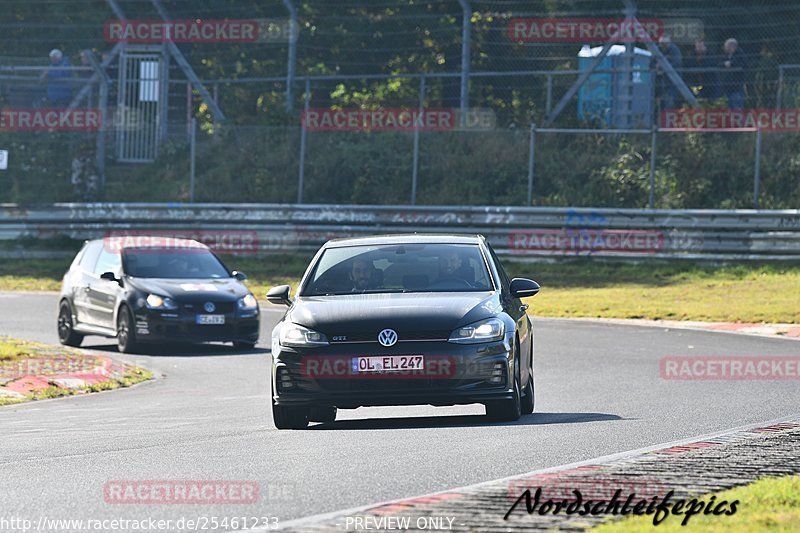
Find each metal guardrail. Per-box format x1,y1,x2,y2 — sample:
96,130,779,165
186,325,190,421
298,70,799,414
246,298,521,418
1,203,799,260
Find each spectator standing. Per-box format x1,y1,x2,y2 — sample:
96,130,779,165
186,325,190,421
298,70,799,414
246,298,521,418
40,49,73,107
687,39,719,100
653,35,683,110
720,38,747,110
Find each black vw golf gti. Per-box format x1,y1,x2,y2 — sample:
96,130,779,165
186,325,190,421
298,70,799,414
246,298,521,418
58,237,260,352
267,234,539,429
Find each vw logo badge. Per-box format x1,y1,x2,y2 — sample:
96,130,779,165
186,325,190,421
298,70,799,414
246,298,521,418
203,302,216,313
378,329,398,347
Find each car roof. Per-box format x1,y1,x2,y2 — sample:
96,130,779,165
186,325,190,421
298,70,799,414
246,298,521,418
324,234,485,248
93,236,209,250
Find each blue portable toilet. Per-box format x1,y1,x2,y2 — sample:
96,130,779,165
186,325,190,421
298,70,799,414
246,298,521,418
577,44,653,128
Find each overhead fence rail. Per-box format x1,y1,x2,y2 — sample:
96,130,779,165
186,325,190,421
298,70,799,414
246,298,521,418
1,203,799,261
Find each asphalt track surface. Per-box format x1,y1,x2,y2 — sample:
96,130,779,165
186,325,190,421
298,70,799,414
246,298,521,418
1,291,799,529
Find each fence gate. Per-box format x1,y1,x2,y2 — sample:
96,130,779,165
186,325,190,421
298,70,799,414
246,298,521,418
115,46,169,162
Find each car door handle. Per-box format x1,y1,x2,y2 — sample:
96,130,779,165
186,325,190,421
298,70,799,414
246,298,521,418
519,304,529,312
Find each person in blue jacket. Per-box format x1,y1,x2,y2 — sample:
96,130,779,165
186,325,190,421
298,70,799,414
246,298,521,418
40,49,73,107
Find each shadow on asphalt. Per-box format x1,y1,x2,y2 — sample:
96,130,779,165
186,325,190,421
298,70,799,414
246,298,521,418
80,342,269,358
307,412,625,430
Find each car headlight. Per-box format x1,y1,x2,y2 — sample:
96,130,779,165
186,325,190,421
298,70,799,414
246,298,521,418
279,323,328,347
238,294,258,310
145,294,178,310
448,317,505,343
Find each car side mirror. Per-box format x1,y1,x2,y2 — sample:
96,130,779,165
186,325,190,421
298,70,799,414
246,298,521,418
232,270,248,281
510,278,540,298
100,271,119,283
267,285,292,306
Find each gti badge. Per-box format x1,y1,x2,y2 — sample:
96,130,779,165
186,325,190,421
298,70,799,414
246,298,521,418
378,328,398,347
204,302,216,313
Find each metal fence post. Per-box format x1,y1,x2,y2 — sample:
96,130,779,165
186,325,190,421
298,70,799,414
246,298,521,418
527,123,536,206
297,78,310,204
189,118,196,202
282,0,298,112
457,0,471,113
411,75,425,205
545,75,553,115
754,127,762,209
98,81,108,199
649,126,657,209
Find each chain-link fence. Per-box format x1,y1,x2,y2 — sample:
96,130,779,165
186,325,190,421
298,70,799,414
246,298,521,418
1,1,800,207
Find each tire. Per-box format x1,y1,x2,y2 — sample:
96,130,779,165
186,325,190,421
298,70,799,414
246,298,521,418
57,301,84,347
116,305,138,353
486,348,522,422
522,374,535,415
309,405,337,423
233,341,257,351
272,400,309,430
522,340,535,415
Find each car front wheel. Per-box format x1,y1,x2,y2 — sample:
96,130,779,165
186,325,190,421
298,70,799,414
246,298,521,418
522,374,535,415
57,301,84,347
116,306,138,353
272,399,310,429
309,405,337,423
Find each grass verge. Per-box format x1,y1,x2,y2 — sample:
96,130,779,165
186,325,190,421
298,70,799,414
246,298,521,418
1,255,799,324
593,475,800,532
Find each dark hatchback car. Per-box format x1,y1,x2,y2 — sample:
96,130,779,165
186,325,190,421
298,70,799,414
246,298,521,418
267,234,540,429
58,237,260,353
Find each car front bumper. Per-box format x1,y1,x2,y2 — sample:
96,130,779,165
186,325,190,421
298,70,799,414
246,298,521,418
271,338,515,409
132,307,260,344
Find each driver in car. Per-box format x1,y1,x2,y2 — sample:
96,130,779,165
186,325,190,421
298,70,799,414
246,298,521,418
349,258,381,291
437,250,474,283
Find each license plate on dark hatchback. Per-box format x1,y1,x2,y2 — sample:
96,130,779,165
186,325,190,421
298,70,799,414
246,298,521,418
352,355,424,373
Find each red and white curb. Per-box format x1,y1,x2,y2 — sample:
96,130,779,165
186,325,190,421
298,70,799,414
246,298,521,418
0,354,132,398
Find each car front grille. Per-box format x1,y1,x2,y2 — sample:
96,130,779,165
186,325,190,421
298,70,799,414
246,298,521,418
182,301,236,314
327,330,450,343
188,324,234,337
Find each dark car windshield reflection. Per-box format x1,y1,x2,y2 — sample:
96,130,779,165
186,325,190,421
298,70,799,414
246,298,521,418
302,243,494,296
122,248,231,279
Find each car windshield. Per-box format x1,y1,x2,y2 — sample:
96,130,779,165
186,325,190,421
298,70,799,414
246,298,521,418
122,248,231,279
302,243,493,296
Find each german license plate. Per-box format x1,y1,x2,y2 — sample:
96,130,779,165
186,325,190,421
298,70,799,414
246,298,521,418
352,355,424,373
196,314,225,325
